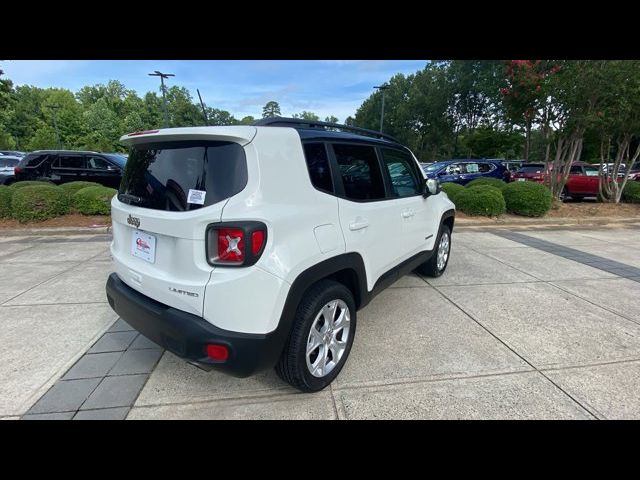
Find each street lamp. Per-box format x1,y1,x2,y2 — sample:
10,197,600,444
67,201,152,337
373,84,389,133
148,70,175,128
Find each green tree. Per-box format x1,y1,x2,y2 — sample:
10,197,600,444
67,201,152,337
206,108,238,126
262,101,281,118
292,111,319,121
240,116,255,125
325,115,339,123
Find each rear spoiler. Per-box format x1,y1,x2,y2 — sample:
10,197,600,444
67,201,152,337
119,126,258,147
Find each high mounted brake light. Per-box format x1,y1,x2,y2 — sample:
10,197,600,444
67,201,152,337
206,221,267,267
127,130,160,137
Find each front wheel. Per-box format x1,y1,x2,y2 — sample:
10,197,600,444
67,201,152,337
416,224,451,278
275,280,356,392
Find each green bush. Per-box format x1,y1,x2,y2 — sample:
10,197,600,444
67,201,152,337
0,185,11,218
502,181,553,217
72,186,117,215
441,182,465,204
10,185,69,223
455,185,506,216
59,181,103,199
465,177,507,190
622,181,640,203
9,180,55,190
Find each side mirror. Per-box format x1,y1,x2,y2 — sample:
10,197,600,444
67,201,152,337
423,178,441,198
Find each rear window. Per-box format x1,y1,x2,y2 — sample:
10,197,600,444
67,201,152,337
119,140,247,211
0,158,19,168
22,154,49,167
518,165,545,173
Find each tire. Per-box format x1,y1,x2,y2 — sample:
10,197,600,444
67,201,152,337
416,224,451,278
275,279,356,392
560,187,570,202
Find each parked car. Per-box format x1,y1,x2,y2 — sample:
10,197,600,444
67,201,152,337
14,150,126,188
500,160,525,181
105,119,455,392
626,162,640,181
512,162,602,200
423,159,508,185
0,150,26,157
0,155,22,185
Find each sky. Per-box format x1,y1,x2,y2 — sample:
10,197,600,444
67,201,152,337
2,60,428,122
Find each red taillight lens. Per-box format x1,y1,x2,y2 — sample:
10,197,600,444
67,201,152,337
216,228,245,264
127,129,159,136
206,223,267,267
14,166,23,174
206,344,229,361
251,230,265,255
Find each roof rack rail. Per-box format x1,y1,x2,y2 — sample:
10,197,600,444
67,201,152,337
253,117,400,144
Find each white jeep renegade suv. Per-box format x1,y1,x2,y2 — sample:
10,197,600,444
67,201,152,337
105,118,455,392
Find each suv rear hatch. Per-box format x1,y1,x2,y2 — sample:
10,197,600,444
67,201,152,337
111,127,255,316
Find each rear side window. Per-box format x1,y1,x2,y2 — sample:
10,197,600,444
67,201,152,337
570,165,583,174
23,154,48,167
381,148,421,197
119,141,247,212
332,144,385,201
303,143,333,193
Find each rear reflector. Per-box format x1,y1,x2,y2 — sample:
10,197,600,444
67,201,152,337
207,344,229,361
251,230,266,255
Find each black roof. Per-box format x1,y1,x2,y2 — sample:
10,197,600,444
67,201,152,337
254,117,403,147
26,150,101,155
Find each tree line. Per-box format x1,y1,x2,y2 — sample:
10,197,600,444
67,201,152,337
1,60,639,201
0,78,339,153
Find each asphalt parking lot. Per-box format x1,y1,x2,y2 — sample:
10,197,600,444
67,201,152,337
2,225,640,420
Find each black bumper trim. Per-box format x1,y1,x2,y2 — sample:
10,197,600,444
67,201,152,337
105,273,284,378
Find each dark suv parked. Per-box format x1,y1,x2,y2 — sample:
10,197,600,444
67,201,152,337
14,150,126,188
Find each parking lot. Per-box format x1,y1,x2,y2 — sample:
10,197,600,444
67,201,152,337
2,224,640,420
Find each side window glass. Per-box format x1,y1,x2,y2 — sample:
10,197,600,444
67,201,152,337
465,163,479,173
584,167,599,176
58,156,85,169
303,143,333,193
570,165,583,175
446,163,462,175
333,144,386,201
477,163,493,173
381,148,421,197
87,156,111,170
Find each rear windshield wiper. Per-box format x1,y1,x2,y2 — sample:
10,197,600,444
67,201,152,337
118,193,145,205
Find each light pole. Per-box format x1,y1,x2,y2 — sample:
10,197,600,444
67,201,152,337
373,84,389,133
148,70,175,128
50,104,62,149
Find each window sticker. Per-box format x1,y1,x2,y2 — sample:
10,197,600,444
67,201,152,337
187,189,206,205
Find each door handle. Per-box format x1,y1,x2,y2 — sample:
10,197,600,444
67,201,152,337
401,210,415,218
349,220,369,231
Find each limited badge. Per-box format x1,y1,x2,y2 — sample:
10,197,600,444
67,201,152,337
187,189,206,205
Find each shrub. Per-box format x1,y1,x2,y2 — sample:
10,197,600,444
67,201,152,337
441,182,465,204
622,181,640,204
10,185,69,222
72,186,117,215
0,186,11,218
455,185,506,216
465,177,507,190
502,181,552,217
9,180,55,190
59,181,103,199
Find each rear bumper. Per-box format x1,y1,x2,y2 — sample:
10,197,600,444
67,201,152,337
105,273,285,377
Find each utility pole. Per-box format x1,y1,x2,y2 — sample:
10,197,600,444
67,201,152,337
50,104,62,149
148,70,175,128
373,84,389,133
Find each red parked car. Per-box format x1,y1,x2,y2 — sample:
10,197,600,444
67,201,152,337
511,162,602,201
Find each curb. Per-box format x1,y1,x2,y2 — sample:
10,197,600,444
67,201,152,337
0,226,112,237
456,216,640,229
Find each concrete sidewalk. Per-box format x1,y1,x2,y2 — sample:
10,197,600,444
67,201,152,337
2,226,640,419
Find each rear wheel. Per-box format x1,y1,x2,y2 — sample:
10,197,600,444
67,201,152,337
416,224,451,278
275,280,356,392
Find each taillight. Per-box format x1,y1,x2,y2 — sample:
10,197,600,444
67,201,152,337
206,344,229,362
14,166,23,174
206,221,267,267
